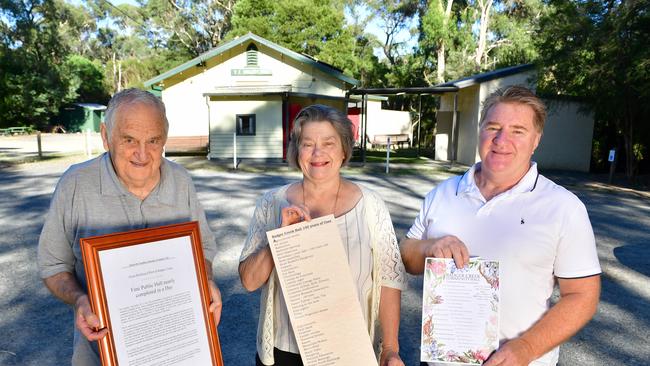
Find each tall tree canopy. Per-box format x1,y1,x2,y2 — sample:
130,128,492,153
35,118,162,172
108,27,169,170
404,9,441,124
417,0,543,84
228,0,368,79
0,0,98,128
536,0,650,178
1,0,646,176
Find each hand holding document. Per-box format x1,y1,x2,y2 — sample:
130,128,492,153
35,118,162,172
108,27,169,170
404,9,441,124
266,215,377,366
81,222,223,366
421,258,500,365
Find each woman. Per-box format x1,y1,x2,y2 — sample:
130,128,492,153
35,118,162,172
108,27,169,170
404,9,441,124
239,104,406,366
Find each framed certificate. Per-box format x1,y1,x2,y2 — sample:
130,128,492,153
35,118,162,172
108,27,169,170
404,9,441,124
80,221,223,366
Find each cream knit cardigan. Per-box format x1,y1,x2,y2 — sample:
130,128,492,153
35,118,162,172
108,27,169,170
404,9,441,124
240,183,406,365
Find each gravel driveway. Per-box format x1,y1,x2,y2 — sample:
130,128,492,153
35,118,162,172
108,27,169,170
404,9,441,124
0,156,648,365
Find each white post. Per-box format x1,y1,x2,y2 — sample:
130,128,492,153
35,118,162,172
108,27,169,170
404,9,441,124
385,137,391,174
85,129,92,157
233,132,237,170
37,132,42,158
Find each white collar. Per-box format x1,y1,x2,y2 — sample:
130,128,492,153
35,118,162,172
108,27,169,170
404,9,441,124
456,162,540,196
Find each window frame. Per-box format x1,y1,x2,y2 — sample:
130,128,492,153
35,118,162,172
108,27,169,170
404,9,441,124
236,114,256,136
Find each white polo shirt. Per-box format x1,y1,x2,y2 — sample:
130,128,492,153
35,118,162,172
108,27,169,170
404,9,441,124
408,162,601,366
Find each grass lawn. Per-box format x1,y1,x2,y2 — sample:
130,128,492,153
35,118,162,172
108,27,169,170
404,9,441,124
351,148,435,164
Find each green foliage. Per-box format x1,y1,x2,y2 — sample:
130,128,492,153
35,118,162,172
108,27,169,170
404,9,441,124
368,0,419,65
490,0,545,68
64,55,110,103
0,0,78,128
417,0,543,83
419,0,456,53
5,0,638,178
229,0,371,79
141,0,235,56
229,0,276,38
536,0,650,178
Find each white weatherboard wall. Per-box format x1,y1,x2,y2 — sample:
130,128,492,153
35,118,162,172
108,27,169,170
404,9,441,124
208,97,283,159
212,49,346,96
162,77,210,137
435,70,535,165
534,100,594,172
161,45,348,139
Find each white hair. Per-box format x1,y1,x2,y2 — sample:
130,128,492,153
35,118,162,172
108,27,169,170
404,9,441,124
104,88,168,138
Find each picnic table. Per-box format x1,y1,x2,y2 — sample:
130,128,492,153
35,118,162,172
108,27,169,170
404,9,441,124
372,134,411,149
0,126,34,135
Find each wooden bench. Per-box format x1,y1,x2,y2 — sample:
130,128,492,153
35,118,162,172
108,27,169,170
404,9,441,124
372,134,410,149
3,126,33,135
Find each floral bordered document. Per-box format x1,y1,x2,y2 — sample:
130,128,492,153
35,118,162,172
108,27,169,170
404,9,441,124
421,258,500,364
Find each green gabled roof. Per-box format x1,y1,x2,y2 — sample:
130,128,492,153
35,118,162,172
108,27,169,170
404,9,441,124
144,32,359,88
436,64,535,89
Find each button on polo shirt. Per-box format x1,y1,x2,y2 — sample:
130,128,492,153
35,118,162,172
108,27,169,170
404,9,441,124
99,153,179,228
37,152,218,366
39,153,217,292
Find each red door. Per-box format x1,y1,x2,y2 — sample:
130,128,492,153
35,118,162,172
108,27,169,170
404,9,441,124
283,103,303,160
347,107,361,142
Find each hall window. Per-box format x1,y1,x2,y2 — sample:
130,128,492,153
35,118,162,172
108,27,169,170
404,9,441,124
236,114,256,136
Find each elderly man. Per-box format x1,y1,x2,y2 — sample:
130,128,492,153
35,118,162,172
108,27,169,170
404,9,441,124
401,86,601,366
38,88,222,365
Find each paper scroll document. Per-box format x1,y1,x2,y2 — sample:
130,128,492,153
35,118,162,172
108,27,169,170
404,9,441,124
266,215,376,366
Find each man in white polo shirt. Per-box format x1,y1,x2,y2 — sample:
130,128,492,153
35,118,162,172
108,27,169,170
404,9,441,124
401,86,601,366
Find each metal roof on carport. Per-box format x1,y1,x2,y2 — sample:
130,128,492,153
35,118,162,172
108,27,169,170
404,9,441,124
345,64,535,163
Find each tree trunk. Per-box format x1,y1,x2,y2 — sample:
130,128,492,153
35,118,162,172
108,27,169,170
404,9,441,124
435,0,454,84
475,0,493,68
623,116,637,180
117,61,122,92
112,52,117,94
436,45,446,83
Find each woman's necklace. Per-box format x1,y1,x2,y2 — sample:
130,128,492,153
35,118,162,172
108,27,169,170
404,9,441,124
302,178,341,217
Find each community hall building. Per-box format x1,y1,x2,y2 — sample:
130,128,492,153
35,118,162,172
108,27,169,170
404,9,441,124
145,33,594,172
144,33,411,160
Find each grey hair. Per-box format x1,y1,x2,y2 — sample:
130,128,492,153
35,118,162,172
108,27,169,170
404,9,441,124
480,85,547,133
286,104,354,168
104,88,169,138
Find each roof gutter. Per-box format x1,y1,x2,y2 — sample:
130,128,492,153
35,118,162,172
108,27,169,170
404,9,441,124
348,86,459,95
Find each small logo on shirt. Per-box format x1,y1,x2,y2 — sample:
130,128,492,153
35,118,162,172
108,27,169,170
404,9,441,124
520,218,525,225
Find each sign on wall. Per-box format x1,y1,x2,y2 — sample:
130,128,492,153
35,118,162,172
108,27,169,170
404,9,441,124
231,69,272,76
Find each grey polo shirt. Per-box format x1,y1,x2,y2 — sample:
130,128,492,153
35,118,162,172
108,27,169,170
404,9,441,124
38,152,218,290
38,153,218,364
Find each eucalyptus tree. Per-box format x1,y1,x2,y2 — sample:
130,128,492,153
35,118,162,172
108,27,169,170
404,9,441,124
417,0,543,83
536,0,650,178
229,0,368,80
143,0,236,56
0,0,94,128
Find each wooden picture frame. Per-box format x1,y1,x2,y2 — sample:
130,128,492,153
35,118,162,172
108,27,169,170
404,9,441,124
80,221,223,366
